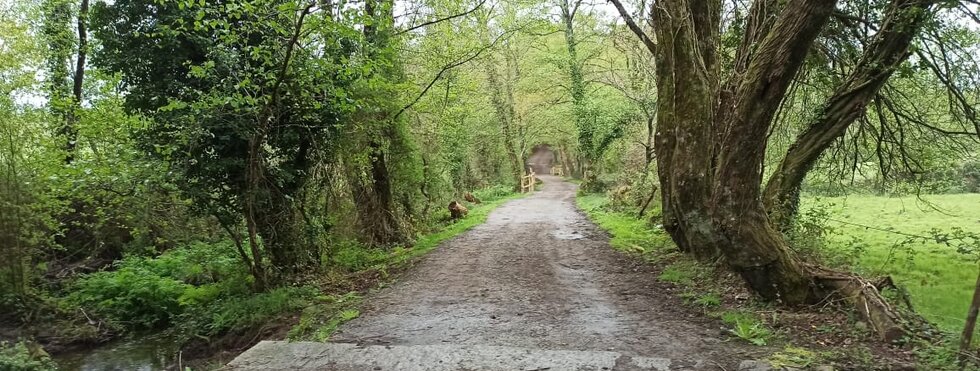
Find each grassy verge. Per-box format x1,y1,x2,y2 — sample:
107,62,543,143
800,193,980,334
576,194,777,346
574,192,949,369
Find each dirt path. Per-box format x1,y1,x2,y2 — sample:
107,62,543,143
323,175,758,370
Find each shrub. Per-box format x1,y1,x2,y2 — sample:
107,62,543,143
0,341,57,371
67,240,250,330
192,286,319,336
69,264,190,329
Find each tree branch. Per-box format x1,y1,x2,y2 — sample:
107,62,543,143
394,29,512,120
607,0,656,55
396,0,487,35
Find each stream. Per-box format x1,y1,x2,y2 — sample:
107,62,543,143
54,334,182,371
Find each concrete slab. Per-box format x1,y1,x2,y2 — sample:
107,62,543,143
222,341,673,371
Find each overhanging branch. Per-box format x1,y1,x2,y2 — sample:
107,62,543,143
396,0,487,35
607,0,656,55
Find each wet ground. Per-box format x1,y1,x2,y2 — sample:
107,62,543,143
227,146,760,370
293,175,757,370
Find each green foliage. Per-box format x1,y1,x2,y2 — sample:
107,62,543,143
692,293,722,308
288,292,362,341
330,242,389,272
69,265,190,329
963,160,980,193
0,341,57,371
722,311,773,346
194,286,318,337
471,184,515,203
767,346,817,368
68,241,251,330
799,194,980,333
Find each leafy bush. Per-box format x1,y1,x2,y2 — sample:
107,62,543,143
69,264,190,329
330,241,388,271
0,341,57,371
68,240,250,330
140,241,246,286
186,285,319,336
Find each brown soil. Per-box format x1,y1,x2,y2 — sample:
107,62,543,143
330,174,765,369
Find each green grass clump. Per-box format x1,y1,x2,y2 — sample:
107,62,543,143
658,264,697,286
768,346,817,368
801,193,980,333
693,293,722,308
718,310,773,346
288,292,362,341
575,194,672,256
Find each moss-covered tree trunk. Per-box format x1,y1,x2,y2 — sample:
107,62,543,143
351,0,408,247
610,0,937,338
762,0,937,226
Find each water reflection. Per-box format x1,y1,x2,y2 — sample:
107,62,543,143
55,333,181,371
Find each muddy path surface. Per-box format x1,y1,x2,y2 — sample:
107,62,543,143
330,174,761,370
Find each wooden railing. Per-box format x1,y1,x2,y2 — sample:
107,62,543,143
520,168,536,193
550,165,565,177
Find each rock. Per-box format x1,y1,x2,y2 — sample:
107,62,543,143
738,360,774,371
813,366,834,371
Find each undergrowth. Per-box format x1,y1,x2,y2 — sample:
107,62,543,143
0,341,57,371
579,191,980,370
55,185,524,366
576,193,777,347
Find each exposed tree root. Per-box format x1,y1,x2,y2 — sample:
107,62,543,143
807,265,933,343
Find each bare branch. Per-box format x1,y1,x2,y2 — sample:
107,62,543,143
396,0,487,35
607,0,656,55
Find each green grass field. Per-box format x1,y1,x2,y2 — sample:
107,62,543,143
801,193,980,333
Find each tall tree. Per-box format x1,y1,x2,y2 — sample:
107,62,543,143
41,0,80,163
92,0,360,285
610,0,943,340
477,8,525,190
348,0,410,247
557,0,625,189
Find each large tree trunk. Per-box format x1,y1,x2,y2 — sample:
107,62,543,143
611,0,930,340
654,0,836,302
650,0,721,260
253,182,316,274
708,0,836,303
762,0,937,225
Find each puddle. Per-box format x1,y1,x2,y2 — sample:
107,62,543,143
551,230,586,240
